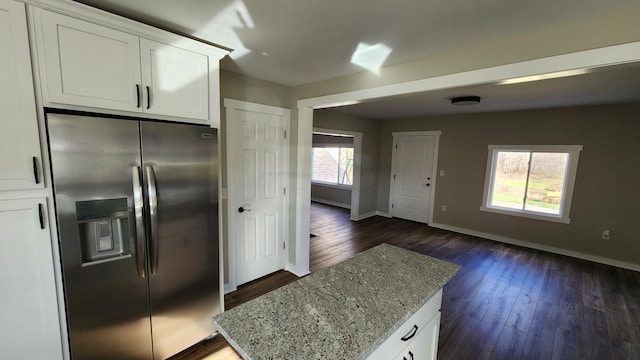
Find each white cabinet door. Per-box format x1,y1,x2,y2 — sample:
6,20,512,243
367,289,443,360
0,0,44,190
140,39,209,121
0,198,63,359
394,312,441,360
36,9,142,112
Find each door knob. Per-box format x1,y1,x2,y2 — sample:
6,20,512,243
238,206,251,213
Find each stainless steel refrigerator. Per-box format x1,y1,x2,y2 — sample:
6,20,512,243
47,112,221,359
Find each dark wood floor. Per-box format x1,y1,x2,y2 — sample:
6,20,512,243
172,202,640,359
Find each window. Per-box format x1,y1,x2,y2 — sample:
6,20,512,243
481,145,582,223
311,146,354,186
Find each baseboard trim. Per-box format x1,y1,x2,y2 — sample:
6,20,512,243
223,283,237,295
286,266,310,278
311,198,350,209
352,211,377,221
429,222,640,272
352,211,392,221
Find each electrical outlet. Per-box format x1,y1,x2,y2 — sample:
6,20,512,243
602,229,610,240
441,205,447,212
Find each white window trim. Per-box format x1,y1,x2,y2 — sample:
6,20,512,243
310,181,352,190
311,146,354,187
312,143,354,148
480,145,583,224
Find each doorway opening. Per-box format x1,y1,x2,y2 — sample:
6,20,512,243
311,128,363,220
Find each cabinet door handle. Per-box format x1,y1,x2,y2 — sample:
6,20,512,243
408,351,414,360
401,325,419,341
32,156,40,184
146,86,151,109
38,203,45,229
136,84,141,108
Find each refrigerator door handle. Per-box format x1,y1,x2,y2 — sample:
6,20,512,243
132,167,147,278
145,165,159,275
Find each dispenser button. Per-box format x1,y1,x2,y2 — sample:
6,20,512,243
96,220,114,252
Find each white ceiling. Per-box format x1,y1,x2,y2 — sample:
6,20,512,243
73,0,640,118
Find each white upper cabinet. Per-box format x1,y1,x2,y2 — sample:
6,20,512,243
34,8,218,124
0,0,44,191
140,39,210,120
37,10,142,112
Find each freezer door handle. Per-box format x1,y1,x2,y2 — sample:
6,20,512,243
132,167,147,278
146,165,159,275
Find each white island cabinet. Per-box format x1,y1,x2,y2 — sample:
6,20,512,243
32,8,225,125
367,290,442,360
213,244,460,360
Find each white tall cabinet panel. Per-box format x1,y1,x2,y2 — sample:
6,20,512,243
36,10,142,112
141,39,209,120
0,198,63,359
0,0,43,191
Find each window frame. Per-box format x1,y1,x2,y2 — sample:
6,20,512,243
480,144,583,224
310,145,354,188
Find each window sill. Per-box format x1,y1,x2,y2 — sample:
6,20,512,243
311,181,352,190
480,206,571,224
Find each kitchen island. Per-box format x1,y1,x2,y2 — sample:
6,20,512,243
213,243,460,359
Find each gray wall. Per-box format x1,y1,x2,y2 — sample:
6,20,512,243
310,185,351,208
314,109,381,216
377,102,640,265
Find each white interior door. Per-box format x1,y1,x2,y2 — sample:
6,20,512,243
390,133,439,223
226,100,290,287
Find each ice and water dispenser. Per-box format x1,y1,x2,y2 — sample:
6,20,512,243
76,198,132,265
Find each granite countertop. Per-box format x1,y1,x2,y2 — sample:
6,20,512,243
213,243,460,360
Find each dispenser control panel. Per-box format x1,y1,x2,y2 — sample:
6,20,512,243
76,198,130,265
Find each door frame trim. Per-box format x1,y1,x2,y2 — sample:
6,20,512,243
223,98,291,293
388,131,441,223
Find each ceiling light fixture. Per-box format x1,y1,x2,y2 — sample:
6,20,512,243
451,96,481,105
498,68,590,85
